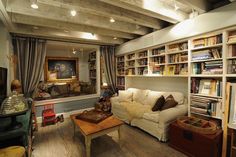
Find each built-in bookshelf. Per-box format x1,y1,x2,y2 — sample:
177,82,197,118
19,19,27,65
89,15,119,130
88,51,96,85
149,46,166,75
189,33,224,122
136,50,148,75
116,55,125,90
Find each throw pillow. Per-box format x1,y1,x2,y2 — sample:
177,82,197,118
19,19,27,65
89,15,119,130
118,90,133,102
161,94,178,111
151,95,165,111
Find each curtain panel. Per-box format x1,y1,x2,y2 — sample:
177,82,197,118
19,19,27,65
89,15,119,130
100,46,116,94
12,36,46,97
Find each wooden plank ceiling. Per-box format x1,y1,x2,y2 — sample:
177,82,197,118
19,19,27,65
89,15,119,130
0,0,232,45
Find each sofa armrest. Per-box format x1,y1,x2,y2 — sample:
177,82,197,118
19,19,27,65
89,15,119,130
110,96,119,105
159,104,187,125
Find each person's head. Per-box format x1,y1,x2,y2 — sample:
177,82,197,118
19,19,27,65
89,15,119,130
11,79,22,93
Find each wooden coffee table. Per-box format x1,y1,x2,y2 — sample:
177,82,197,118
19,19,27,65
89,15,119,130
70,114,124,157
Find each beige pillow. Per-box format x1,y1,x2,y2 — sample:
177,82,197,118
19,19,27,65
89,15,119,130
118,90,133,102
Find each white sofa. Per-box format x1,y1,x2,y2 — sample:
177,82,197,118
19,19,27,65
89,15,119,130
111,88,188,142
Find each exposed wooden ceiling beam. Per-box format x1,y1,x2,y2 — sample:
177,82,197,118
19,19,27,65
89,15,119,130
99,0,189,23
0,0,15,30
6,0,150,35
12,24,125,45
38,0,164,29
176,0,211,14
11,13,136,39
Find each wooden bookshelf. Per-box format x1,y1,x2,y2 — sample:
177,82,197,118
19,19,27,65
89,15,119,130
116,55,125,90
88,51,97,86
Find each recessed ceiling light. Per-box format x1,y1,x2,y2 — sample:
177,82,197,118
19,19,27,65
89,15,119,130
31,3,38,9
70,10,77,16
113,37,117,40
110,17,115,23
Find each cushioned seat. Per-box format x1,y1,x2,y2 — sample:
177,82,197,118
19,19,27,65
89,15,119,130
142,111,160,123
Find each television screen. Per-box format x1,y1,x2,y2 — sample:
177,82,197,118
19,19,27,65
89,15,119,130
0,67,7,105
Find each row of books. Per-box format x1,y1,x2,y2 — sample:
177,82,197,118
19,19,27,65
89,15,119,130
193,34,222,48
228,34,236,43
152,47,165,56
126,68,135,75
89,52,96,60
117,77,125,86
127,53,135,60
191,78,222,96
150,65,165,75
227,59,236,74
137,58,148,66
192,61,223,75
168,53,188,63
126,60,135,67
117,69,125,76
190,95,222,118
150,56,165,64
117,62,124,69
174,64,188,75
192,48,222,61
138,51,148,58
117,56,124,62
137,67,148,75
89,71,96,78
168,42,188,52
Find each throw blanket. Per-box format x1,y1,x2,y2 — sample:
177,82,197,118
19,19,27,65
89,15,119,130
120,101,151,119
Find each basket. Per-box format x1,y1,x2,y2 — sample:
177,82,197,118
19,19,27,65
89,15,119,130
177,116,217,135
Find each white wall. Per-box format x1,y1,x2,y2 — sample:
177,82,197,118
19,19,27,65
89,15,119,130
116,2,236,55
0,21,13,95
46,50,90,82
126,77,188,97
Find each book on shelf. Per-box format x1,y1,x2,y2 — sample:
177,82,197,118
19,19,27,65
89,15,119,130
152,47,165,55
228,35,236,43
191,79,222,97
117,77,125,86
149,64,165,75
190,95,222,118
191,48,221,61
227,59,236,74
169,53,188,63
151,56,165,64
192,34,222,48
168,42,188,52
192,60,223,75
117,56,124,62
126,60,135,66
126,68,135,75
127,53,135,60
228,83,236,126
137,67,148,75
228,45,236,57
138,51,147,58
89,51,96,61
137,58,148,66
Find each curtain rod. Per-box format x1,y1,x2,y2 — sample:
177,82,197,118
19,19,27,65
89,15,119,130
11,33,116,47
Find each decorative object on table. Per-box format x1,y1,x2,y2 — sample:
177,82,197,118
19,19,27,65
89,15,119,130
42,104,57,126
76,109,112,123
0,91,28,130
177,116,217,134
95,88,113,112
10,79,22,94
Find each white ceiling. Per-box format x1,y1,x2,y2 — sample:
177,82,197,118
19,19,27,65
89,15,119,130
0,0,232,45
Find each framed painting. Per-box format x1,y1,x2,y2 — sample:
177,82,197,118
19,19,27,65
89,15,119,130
44,57,79,82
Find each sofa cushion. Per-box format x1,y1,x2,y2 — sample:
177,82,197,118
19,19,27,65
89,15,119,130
143,111,160,123
161,95,178,111
144,91,164,107
163,92,184,104
152,95,165,111
118,90,133,102
127,88,149,105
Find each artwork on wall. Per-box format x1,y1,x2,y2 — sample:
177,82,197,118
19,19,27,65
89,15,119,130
44,57,79,82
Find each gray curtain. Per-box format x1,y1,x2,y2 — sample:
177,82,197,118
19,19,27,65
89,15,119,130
100,46,116,94
12,36,46,97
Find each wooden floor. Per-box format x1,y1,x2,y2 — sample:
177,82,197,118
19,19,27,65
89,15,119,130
32,119,187,157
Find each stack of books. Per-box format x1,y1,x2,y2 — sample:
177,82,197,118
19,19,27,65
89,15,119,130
227,59,236,74
152,47,165,55
192,48,221,61
192,61,223,75
190,95,222,118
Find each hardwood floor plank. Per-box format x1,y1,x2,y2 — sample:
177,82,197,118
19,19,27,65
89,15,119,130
32,119,187,157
